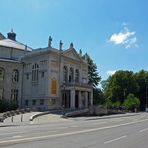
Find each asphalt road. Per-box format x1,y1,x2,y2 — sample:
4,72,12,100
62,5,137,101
0,113,148,148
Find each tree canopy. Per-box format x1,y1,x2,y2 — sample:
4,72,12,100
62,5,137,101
104,70,139,103
123,93,140,111
103,70,148,110
82,53,102,105
84,53,101,88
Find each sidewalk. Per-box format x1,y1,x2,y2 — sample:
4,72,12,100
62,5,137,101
33,114,70,124
0,112,143,127
84,112,142,121
0,112,42,127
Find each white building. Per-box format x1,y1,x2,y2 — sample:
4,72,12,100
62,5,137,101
0,31,93,111
0,30,32,107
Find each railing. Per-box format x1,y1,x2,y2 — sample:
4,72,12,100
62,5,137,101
0,108,31,122
62,81,92,88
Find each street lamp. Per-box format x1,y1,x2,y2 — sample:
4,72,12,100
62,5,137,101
62,81,66,114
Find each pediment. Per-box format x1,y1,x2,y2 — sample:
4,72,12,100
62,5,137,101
63,48,82,61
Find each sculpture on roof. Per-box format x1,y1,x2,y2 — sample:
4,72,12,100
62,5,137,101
79,49,82,56
48,36,52,47
59,40,63,51
70,42,74,48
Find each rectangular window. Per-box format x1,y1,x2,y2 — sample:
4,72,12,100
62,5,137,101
40,99,44,105
0,88,4,100
26,74,29,80
51,98,56,104
11,89,18,101
25,100,29,106
51,79,57,95
41,72,44,78
32,99,36,106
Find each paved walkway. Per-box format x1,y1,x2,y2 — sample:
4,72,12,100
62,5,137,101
0,112,143,127
0,112,69,126
1,112,41,125
33,114,70,124
5,112,42,123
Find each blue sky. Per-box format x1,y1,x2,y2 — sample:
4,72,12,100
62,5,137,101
0,0,148,81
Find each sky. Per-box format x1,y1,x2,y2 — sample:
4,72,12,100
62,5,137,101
0,0,148,81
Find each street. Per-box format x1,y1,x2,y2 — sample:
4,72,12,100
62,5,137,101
0,113,148,148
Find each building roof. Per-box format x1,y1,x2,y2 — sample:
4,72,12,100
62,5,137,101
0,33,6,40
0,38,32,51
0,58,21,63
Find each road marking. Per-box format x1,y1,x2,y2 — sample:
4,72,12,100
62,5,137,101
12,135,22,139
69,125,79,128
1,118,148,146
104,135,127,144
139,128,148,133
92,122,106,125
56,127,68,129
0,131,26,136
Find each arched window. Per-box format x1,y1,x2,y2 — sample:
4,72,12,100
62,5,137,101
75,69,79,82
32,63,39,82
12,70,19,82
69,67,74,82
0,68,4,81
63,66,68,82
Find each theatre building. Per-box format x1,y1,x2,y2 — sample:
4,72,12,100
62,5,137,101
0,31,93,111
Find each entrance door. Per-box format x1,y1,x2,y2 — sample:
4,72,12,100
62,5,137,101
62,91,70,108
75,93,79,109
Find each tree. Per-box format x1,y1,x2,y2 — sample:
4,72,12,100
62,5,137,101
83,53,101,105
123,93,140,111
134,70,148,110
84,53,101,88
104,70,139,103
93,88,105,105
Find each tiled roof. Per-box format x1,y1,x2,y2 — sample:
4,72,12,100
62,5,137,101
0,39,32,51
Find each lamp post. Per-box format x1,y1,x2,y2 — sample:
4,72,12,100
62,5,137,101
62,81,66,114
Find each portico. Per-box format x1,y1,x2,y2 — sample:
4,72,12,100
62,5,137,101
61,84,93,109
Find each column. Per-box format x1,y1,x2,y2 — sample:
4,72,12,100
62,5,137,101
70,89,75,109
90,90,93,106
78,91,82,109
85,92,88,108
73,67,75,82
60,62,63,82
67,65,69,82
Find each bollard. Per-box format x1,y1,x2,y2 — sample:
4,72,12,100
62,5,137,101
21,114,23,122
11,116,13,122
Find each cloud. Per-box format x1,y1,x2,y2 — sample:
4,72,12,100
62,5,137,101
107,70,116,76
109,25,138,48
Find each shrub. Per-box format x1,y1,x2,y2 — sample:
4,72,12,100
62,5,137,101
0,99,18,113
123,93,140,111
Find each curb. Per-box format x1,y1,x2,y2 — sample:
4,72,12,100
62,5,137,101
86,113,141,121
62,109,89,118
29,111,51,121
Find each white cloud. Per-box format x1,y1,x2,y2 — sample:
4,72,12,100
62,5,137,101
125,37,138,48
107,70,116,76
109,24,138,48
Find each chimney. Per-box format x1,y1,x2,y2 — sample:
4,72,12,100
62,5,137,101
7,29,16,41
